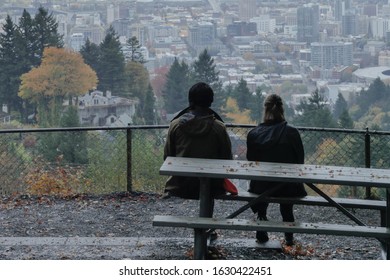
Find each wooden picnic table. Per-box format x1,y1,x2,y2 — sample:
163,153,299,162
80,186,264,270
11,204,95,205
156,156,390,259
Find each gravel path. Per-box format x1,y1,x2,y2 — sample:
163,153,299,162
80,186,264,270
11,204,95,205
0,192,385,260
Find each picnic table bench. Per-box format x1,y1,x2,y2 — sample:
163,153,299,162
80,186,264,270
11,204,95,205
153,156,390,260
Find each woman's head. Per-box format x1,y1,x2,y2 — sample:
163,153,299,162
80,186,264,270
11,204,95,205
263,94,285,123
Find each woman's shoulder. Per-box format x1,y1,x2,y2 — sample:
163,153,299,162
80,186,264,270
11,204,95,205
284,123,302,139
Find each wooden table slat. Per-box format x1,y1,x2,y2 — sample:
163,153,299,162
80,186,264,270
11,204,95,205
161,157,390,188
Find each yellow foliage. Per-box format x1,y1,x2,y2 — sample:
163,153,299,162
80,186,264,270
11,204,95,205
24,156,92,197
19,47,98,101
225,97,239,112
224,97,253,123
315,138,339,163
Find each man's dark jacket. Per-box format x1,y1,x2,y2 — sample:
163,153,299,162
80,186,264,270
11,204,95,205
164,108,232,199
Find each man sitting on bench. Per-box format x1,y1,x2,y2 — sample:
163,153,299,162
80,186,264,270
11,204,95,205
163,82,233,239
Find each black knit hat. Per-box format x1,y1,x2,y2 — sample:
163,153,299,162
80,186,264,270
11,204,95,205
188,82,214,108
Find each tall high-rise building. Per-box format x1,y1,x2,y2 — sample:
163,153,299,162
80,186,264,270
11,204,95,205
297,4,320,44
334,0,353,21
342,11,357,36
239,0,257,21
188,21,216,47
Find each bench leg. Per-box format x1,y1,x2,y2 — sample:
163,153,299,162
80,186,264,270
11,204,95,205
385,189,390,260
194,229,208,260
193,178,213,260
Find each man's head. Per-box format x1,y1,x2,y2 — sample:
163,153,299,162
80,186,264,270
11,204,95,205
188,82,214,108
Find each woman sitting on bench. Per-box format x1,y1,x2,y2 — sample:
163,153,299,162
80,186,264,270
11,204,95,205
246,94,307,246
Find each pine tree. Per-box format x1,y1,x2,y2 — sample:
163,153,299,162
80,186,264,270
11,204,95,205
97,26,126,94
80,38,100,73
234,78,251,111
192,49,219,84
143,84,156,125
16,10,38,121
191,49,225,111
0,15,23,116
17,9,35,70
333,92,348,119
163,57,190,114
58,106,88,164
126,36,145,63
32,7,64,65
293,89,337,128
249,86,265,123
338,109,354,129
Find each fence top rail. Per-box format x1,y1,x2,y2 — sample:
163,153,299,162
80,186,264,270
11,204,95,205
1,124,390,136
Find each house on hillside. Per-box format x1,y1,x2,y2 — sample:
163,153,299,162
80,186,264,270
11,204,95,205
75,90,138,127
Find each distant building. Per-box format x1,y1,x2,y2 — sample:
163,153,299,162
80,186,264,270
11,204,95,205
187,21,223,54
369,17,390,39
111,18,132,38
76,91,138,127
364,40,386,56
297,4,320,44
69,33,85,52
342,11,357,36
69,24,105,45
238,0,257,21
378,51,390,67
250,16,276,34
310,42,353,69
353,66,390,84
362,4,378,17
227,21,257,37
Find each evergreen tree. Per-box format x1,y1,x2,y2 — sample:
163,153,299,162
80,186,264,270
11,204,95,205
126,36,145,63
124,60,150,99
191,49,225,111
333,92,348,119
163,57,190,114
234,78,251,111
143,84,156,125
0,15,21,114
39,106,88,164
338,109,354,129
80,38,100,72
32,7,63,65
58,106,88,164
293,89,337,128
97,26,126,94
0,8,64,123
16,10,38,121
192,49,219,84
17,9,35,70
249,86,265,123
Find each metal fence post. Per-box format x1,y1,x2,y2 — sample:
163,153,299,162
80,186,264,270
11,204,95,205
365,127,371,199
127,124,132,192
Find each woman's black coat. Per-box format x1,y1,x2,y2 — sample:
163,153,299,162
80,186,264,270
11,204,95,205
246,121,307,197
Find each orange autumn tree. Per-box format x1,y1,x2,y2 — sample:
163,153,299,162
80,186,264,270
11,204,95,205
19,47,98,127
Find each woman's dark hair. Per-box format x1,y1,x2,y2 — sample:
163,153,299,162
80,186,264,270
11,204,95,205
263,94,285,123
188,82,214,108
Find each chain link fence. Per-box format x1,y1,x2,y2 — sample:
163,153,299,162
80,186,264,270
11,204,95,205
1,125,389,200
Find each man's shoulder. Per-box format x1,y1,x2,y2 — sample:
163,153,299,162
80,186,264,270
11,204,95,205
213,118,227,129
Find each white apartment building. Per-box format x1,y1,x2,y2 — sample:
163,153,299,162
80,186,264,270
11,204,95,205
369,17,390,39
379,51,390,67
250,16,276,34
311,42,353,69
69,33,85,52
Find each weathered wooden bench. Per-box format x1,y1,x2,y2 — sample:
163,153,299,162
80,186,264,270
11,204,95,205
153,215,390,239
154,157,390,259
216,191,387,226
